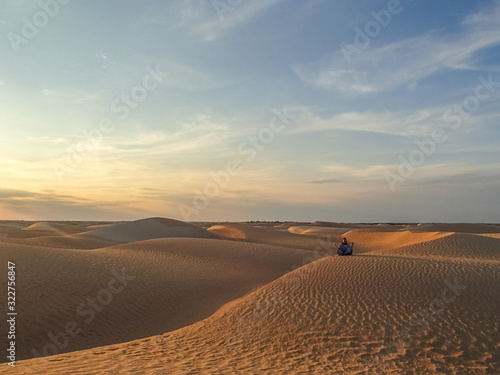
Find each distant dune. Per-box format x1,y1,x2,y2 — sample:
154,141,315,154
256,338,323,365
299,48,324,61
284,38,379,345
410,223,500,234
23,222,88,235
3,234,120,250
1,219,498,374
207,223,326,250
84,217,219,243
288,225,354,237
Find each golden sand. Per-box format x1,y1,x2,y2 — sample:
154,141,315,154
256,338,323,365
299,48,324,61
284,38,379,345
1,219,498,374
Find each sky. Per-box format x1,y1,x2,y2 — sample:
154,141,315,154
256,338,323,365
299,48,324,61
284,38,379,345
0,0,499,222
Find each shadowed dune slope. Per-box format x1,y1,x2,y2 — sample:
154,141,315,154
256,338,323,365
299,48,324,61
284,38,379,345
0,222,31,231
0,238,312,361
0,225,22,238
208,223,327,251
2,229,57,239
1,234,121,250
16,234,500,374
83,217,218,243
23,222,87,235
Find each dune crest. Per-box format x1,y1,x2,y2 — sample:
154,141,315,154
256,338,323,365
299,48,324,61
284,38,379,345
208,224,247,239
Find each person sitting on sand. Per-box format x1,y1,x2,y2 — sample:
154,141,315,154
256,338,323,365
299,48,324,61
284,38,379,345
335,237,354,256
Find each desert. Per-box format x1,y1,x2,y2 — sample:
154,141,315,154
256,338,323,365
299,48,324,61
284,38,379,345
3,1,500,374
1,218,499,374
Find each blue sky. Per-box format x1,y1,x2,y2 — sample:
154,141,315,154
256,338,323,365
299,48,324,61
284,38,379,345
0,0,499,222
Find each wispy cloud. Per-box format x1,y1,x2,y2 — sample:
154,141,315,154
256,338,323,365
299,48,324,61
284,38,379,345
195,0,284,41
0,188,143,221
286,97,500,138
41,88,103,104
146,0,284,42
308,178,341,184
293,2,500,92
319,163,394,182
103,116,236,157
27,136,68,144
0,188,39,199
155,59,239,91
286,106,445,137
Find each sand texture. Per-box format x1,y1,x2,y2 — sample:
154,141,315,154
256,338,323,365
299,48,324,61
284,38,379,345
1,219,499,374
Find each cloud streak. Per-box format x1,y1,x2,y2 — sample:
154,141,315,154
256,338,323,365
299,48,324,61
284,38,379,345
293,2,500,92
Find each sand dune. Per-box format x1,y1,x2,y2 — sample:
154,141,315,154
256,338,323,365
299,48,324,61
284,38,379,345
309,221,375,229
0,225,21,238
0,221,31,230
287,225,452,253
273,222,309,229
371,232,500,262
1,228,57,239
15,227,500,374
84,217,218,243
479,233,500,240
208,224,248,239
83,222,121,231
0,236,312,362
6,220,499,374
207,223,327,251
288,225,353,237
308,221,409,230
1,234,121,250
411,223,500,234
341,229,452,253
0,222,120,250
23,222,87,235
